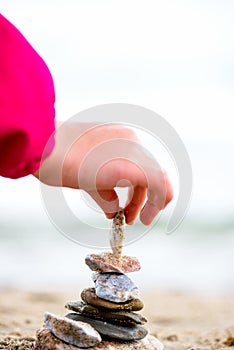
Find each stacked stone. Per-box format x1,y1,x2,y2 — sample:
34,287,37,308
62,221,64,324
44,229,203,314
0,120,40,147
65,256,147,342
35,209,163,350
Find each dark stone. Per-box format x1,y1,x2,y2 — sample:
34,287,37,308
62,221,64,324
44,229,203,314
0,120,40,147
66,313,148,341
81,288,144,311
65,301,147,325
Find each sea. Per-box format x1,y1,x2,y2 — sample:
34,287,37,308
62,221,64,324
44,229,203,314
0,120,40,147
0,208,233,296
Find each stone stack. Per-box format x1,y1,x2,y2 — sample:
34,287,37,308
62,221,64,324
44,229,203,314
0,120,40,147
35,209,163,350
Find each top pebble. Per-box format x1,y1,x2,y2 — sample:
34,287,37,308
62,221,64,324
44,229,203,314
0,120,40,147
85,252,141,273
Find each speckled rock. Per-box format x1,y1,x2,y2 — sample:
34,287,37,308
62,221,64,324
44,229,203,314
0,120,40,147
44,312,101,348
35,328,163,350
93,273,139,303
110,208,125,259
65,301,147,325
66,313,148,341
85,252,141,273
81,288,144,311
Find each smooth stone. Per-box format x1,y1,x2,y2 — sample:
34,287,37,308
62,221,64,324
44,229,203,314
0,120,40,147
93,273,139,303
44,312,101,348
85,252,141,273
66,313,148,341
35,328,163,350
81,288,144,311
65,301,147,325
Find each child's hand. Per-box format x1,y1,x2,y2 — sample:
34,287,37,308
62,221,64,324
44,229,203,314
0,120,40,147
35,122,173,225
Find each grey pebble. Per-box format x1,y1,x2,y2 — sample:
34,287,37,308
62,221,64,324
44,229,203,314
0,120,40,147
66,313,148,341
65,301,147,325
44,312,101,348
93,273,139,303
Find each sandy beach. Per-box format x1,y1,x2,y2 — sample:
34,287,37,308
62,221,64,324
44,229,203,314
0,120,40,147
0,288,233,350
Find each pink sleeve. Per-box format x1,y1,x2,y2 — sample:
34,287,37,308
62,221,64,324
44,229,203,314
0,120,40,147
0,14,55,179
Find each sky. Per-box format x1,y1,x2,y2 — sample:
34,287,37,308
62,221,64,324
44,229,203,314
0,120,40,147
2,0,234,141
1,0,234,225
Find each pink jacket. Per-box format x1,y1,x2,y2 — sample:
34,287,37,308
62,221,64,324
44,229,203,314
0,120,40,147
0,14,55,178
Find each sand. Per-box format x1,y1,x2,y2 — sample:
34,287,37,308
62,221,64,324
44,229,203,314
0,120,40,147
0,288,233,350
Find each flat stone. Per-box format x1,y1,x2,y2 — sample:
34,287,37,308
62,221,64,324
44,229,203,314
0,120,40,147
65,301,147,325
35,328,163,350
66,313,148,341
44,312,101,348
81,288,144,311
85,252,141,273
93,273,139,303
